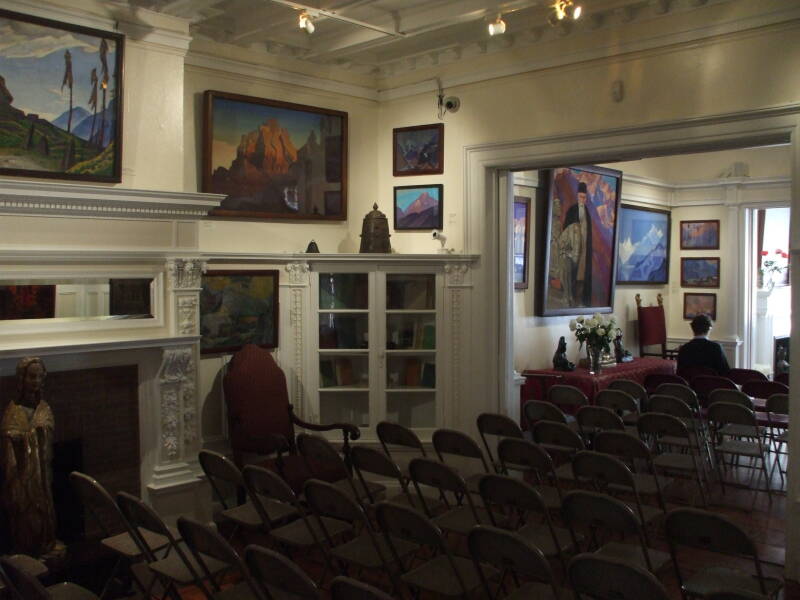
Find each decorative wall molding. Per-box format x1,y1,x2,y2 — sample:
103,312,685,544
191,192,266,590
158,345,197,461
0,180,223,219
167,258,207,290
177,296,199,335
284,262,311,286
444,263,471,287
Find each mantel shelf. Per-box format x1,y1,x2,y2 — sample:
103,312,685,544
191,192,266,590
205,252,479,264
0,335,200,360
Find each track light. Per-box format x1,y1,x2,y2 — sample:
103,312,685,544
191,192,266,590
488,14,506,36
298,11,315,34
552,0,582,21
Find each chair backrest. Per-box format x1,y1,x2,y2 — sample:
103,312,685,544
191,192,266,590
497,437,559,484
576,405,625,436
648,394,694,420
243,464,298,506
708,388,753,409
223,344,294,459
408,457,469,500
607,379,648,405
478,473,549,521
330,576,393,600
376,421,426,454
468,526,558,598
350,445,404,481
644,373,688,393
432,429,490,471
726,368,768,385
532,421,585,452
593,431,651,462
571,450,636,492
547,384,588,408
707,402,757,428
677,365,718,381
476,412,523,466
654,383,699,409
637,412,690,442
741,380,789,399
637,299,667,352
198,450,244,510
303,478,367,526
0,558,50,600
244,544,319,599
766,393,789,415
69,471,126,539
523,400,569,426
692,375,738,402
595,389,638,414
296,433,349,481
568,553,670,600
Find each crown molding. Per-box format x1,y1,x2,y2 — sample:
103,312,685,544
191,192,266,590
0,180,223,219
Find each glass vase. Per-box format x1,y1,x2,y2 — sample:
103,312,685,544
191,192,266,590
587,344,602,375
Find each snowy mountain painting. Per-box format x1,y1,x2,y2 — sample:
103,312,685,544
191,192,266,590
616,206,670,284
393,184,443,230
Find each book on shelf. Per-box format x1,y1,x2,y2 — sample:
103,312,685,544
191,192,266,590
421,362,436,388
421,324,435,349
320,359,336,387
404,358,422,386
334,358,355,386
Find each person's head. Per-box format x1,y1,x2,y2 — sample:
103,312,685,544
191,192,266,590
16,356,46,403
577,182,588,206
690,314,713,336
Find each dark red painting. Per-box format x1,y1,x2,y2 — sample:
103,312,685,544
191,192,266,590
0,285,56,320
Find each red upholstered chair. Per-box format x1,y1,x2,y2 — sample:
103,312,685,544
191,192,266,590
223,343,360,492
691,375,737,407
635,293,679,360
774,372,789,387
643,373,688,396
676,365,717,382
726,369,768,386
741,380,789,400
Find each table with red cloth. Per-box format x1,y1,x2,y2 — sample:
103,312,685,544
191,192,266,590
520,357,676,428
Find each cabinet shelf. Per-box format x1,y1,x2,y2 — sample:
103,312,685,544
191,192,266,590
319,349,369,355
318,309,369,314
320,386,370,392
386,387,436,393
386,349,436,355
386,309,436,315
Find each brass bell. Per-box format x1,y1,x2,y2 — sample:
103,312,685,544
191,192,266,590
359,203,392,253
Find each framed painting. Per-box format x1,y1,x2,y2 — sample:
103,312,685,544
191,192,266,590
200,270,279,354
203,90,347,220
393,123,444,176
394,184,443,230
0,9,124,182
513,196,531,290
681,257,720,288
683,292,717,320
680,220,720,250
616,205,670,284
538,165,622,316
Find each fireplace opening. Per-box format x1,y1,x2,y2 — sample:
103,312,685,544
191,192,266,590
52,438,84,543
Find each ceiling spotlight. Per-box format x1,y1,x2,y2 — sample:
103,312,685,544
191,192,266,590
488,15,506,36
299,11,315,34
552,0,582,21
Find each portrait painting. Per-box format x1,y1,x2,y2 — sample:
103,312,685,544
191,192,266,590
684,293,716,320
616,205,670,284
0,9,124,182
394,184,443,230
538,165,622,316
203,90,347,220
0,285,55,320
200,270,279,354
680,220,720,250
513,196,531,289
393,123,444,176
681,257,720,288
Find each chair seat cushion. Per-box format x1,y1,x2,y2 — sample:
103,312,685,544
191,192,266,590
715,440,763,458
683,566,783,598
102,527,173,557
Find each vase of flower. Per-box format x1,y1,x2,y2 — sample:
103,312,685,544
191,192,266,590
570,313,617,377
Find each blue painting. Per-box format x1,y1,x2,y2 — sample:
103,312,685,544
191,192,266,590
616,205,670,284
393,123,443,176
394,184,443,230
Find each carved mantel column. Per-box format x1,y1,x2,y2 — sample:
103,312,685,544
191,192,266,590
166,258,206,336
444,262,472,428
284,262,310,419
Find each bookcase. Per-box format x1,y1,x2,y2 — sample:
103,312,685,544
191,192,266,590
312,266,442,436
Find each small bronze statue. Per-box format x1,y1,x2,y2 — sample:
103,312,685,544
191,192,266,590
553,336,575,371
614,328,634,363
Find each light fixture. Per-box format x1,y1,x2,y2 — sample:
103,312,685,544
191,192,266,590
488,14,506,36
552,0,583,21
298,11,315,34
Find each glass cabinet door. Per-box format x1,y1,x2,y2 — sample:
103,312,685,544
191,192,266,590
384,274,437,429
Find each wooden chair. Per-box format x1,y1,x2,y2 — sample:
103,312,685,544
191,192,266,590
635,293,678,359
223,343,360,493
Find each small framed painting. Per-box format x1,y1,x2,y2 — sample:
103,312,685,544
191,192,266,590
680,220,720,250
616,205,670,284
683,292,717,321
513,196,531,289
394,184,443,230
681,257,720,288
200,270,279,354
393,123,444,176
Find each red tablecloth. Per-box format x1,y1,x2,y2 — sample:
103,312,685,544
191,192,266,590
521,358,676,425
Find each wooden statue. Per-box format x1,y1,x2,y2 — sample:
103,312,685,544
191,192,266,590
553,336,575,371
614,328,634,363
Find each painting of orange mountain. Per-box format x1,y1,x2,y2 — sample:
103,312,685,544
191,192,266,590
394,184,443,230
203,90,347,220
0,9,123,182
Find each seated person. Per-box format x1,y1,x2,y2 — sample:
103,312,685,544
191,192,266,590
677,314,730,375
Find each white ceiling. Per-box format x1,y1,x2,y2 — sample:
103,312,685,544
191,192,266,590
123,0,742,77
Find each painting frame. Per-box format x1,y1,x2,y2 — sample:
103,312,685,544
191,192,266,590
538,165,623,317
513,196,531,290
200,269,279,355
680,219,720,250
683,292,717,321
616,204,670,285
393,123,444,176
202,90,348,221
0,8,125,183
393,184,444,230
680,257,720,288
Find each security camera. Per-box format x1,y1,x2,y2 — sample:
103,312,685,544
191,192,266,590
443,96,460,113
432,230,448,253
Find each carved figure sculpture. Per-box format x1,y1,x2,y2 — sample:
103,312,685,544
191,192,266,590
614,328,634,363
1,357,56,556
553,336,575,371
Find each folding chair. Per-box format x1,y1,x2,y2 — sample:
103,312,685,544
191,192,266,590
765,393,789,488
374,501,488,598
547,384,588,417
608,379,648,413
432,428,493,494
575,405,626,446
523,400,574,428
476,412,525,472
568,553,670,600
665,508,783,599
0,557,96,600
244,544,319,599
497,437,563,510
376,421,427,481
654,383,701,412
648,393,713,472
595,388,640,426
330,576,394,600
176,516,265,600
468,525,563,599
532,420,586,483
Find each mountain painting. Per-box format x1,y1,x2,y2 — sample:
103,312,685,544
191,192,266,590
203,90,347,220
681,257,720,288
616,205,670,284
393,184,443,230
0,9,123,181
393,123,443,176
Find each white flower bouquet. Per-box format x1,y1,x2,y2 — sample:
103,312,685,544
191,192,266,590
569,313,617,355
